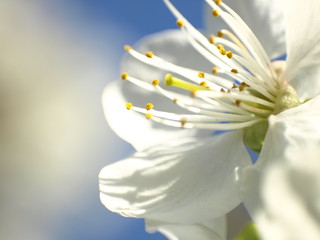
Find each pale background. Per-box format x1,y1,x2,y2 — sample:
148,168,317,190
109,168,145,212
0,0,202,240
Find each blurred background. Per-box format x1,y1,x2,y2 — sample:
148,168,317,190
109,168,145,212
0,0,203,239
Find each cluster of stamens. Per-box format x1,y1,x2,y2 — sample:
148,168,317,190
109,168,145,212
120,0,283,131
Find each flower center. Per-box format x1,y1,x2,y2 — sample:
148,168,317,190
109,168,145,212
121,0,301,152
243,60,301,152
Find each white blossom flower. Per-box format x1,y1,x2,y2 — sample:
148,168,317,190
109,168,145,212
252,110,320,240
100,0,320,239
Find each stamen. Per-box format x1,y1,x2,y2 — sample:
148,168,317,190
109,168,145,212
154,84,249,116
238,102,273,115
226,51,233,59
152,79,160,86
122,75,155,91
198,72,205,78
124,45,132,51
208,35,216,44
121,72,129,80
176,19,184,27
130,105,256,124
200,81,207,87
180,118,187,127
150,116,263,130
220,29,248,53
126,46,230,89
211,0,275,76
145,103,154,111
126,103,133,110
241,82,250,87
201,96,252,115
212,66,219,74
239,82,250,92
217,31,224,37
219,48,227,55
145,51,154,58
163,0,238,70
216,44,224,50
212,9,220,17
195,90,275,108
121,0,283,134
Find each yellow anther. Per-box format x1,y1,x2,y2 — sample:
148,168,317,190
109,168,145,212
232,83,238,89
226,51,233,59
241,82,250,87
239,82,249,91
220,88,226,93
215,0,222,5
176,19,184,28
121,72,129,80
217,31,224,37
173,98,178,103
235,100,241,106
145,113,153,119
208,35,216,44
198,72,205,78
145,103,154,111
180,119,187,128
200,81,207,87
145,51,154,58
212,66,219,74
165,74,208,91
212,9,220,17
152,79,160,86
125,103,133,110
231,69,239,74
216,44,224,50
220,48,226,55
124,45,132,51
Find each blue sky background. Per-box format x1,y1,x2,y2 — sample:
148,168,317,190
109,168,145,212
46,1,204,240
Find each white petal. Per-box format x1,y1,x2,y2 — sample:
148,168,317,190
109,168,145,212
205,0,286,59
146,217,226,240
257,157,320,240
226,204,251,239
260,94,320,166
283,0,320,100
102,81,210,151
99,131,251,223
242,95,320,218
